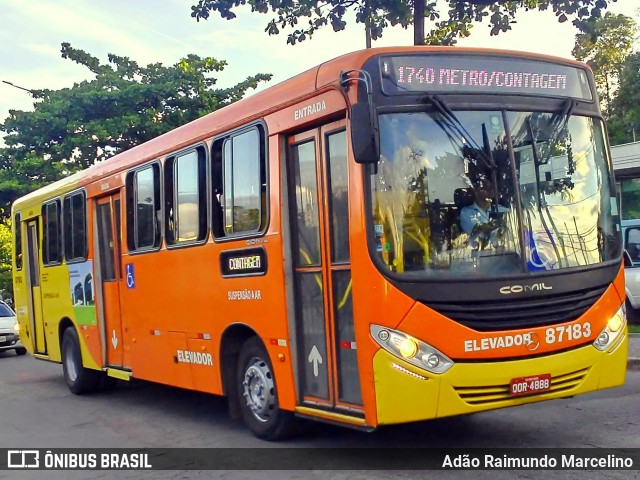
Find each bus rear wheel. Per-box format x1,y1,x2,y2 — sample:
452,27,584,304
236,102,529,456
61,327,99,395
237,337,295,440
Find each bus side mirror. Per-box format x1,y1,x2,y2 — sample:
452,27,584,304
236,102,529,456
350,102,379,165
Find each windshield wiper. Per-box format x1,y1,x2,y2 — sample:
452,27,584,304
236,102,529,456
427,95,497,171
526,118,566,268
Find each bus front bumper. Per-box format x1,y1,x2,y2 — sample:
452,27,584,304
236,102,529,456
372,333,628,426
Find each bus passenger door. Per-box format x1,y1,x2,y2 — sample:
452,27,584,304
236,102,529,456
288,120,363,412
25,220,46,354
95,194,124,367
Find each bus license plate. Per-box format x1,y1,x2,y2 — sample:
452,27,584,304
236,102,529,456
0,336,6,343
510,373,551,396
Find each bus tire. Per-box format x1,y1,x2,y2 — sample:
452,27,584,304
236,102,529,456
61,327,99,395
237,337,295,440
15,347,27,356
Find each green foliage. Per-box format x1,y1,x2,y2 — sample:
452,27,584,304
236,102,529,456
572,12,637,117
0,215,12,301
191,0,618,46
608,52,640,145
0,43,272,214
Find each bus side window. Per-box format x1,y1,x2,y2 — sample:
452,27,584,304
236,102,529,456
164,146,207,245
211,123,267,238
126,163,162,252
14,212,22,270
63,191,87,262
42,199,62,265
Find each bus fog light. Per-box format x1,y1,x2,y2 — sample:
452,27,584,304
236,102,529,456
378,330,390,342
424,353,440,368
595,332,609,348
399,338,418,359
370,325,454,374
593,304,626,351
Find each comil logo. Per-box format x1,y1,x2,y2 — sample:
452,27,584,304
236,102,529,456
8,450,40,468
499,282,552,295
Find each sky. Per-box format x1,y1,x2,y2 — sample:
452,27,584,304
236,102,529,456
1,0,639,129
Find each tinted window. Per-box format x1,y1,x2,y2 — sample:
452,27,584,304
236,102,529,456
0,303,14,317
63,192,87,261
165,147,207,245
212,125,267,237
14,213,22,270
127,164,161,251
42,200,62,265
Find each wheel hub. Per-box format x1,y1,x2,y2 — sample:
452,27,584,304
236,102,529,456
242,357,275,423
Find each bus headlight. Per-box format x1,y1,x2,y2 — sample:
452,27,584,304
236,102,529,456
13,321,19,333
371,325,454,374
593,304,626,351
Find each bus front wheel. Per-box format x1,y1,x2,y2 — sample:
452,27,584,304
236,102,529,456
61,327,99,395
237,337,295,440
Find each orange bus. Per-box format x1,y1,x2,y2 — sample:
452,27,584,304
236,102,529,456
11,47,628,440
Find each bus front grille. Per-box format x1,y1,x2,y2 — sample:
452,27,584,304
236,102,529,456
423,285,607,331
453,367,590,406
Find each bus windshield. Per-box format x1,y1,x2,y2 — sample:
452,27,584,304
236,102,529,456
370,110,620,278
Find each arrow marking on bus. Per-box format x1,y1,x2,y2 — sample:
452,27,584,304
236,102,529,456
308,346,323,377
112,330,118,349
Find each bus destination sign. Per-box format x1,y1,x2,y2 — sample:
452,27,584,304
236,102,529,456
380,55,592,100
220,247,268,278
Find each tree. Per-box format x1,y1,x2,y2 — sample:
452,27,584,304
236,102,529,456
607,52,640,145
0,215,12,301
191,0,619,47
572,12,637,117
0,43,272,215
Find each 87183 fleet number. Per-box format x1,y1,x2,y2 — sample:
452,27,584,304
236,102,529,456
545,322,591,345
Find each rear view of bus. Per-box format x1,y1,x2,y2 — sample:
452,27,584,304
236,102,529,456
347,50,627,425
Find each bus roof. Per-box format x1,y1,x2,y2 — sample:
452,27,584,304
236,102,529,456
12,46,589,211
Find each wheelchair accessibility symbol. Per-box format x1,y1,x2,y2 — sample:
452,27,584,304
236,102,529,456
126,263,136,289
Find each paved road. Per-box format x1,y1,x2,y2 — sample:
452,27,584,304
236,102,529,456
0,351,638,480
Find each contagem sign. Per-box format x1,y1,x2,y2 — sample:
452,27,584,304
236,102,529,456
380,54,593,101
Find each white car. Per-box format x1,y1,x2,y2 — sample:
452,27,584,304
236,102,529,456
0,300,26,355
624,251,640,324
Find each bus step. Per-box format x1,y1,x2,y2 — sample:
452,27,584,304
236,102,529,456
106,368,132,381
294,406,372,431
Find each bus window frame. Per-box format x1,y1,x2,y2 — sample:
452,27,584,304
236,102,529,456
62,188,89,264
41,198,63,267
163,142,210,249
14,212,22,271
125,160,163,254
210,120,270,242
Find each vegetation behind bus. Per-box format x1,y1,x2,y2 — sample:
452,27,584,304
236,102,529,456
0,215,11,301
0,43,272,218
190,0,618,47
0,44,271,301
